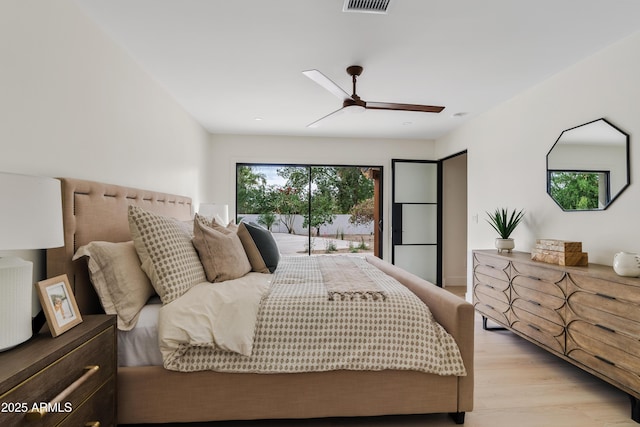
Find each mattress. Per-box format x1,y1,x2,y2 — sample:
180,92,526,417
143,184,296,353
117,296,163,367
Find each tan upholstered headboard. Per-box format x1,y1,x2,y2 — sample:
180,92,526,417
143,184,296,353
46,178,193,314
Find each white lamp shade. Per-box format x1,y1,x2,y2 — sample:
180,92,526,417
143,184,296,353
198,203,229,225
0,257,32,351
0,172,64,250
0,173,63,350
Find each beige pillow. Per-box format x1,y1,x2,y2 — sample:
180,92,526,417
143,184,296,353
128,205,206,304
73,241,154,330
192,219,252,282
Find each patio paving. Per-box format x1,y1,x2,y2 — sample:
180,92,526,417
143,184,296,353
272,233,361,256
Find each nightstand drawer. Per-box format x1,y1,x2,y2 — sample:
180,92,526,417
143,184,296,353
58,380,115,427
0,326,114,426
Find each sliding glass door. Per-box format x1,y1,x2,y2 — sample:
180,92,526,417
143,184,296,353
236,163,382,257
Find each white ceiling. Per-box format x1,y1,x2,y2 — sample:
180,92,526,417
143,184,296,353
74,0,640,140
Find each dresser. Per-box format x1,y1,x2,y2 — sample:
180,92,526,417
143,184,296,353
473,250,640,422
0,315,116,426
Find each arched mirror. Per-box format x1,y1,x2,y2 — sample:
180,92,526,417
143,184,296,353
547,118,629,211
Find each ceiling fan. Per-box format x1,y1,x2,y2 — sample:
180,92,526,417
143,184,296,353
302,65,445,128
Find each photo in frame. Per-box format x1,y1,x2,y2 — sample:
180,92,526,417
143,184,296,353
36,274,82,337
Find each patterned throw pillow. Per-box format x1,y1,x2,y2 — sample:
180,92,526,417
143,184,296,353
237,222,280,273
192,219,252,282
128,205,206,304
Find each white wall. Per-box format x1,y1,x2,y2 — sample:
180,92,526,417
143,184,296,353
207,134,436,260
0,0,209,198
1,0,210,282
436,30,640,289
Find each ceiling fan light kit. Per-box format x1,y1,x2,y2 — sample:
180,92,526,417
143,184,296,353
303,65,445,128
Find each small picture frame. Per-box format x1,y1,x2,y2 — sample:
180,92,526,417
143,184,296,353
36,274,82,337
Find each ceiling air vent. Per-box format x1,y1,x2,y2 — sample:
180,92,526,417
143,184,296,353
343,0,391,14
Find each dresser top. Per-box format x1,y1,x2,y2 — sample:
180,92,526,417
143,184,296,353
473,249,640,286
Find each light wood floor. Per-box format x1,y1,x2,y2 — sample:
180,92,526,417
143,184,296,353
124,287,636,427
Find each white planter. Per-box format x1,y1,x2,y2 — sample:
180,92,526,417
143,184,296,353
495,238,515,253
613,252,640,277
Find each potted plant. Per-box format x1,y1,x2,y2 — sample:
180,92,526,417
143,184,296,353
486,208,525,253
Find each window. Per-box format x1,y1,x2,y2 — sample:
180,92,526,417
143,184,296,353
236,164,381,256
548,170,610,210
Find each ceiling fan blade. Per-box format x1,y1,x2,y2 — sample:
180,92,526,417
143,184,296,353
303,69,351,100
306,106,347,128
365,102,445,113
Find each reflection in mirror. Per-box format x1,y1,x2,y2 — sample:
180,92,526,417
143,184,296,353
547,118,629,211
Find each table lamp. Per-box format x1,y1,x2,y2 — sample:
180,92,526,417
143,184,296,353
198,203,229,225
0,172,63,351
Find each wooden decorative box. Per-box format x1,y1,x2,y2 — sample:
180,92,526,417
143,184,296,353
531,239,588,266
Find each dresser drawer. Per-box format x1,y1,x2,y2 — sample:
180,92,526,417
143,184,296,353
511,283,564,326
511,261,565,284
568,348,640,395
473,252,510,272
474,264,510,283
474,271,510,293
511,274,565,300
510,306,564,354
568,273,640,304
566,320,640,375
473,288,510,326
474,280,509,304
566,291,640,325
565,296,640,339
0,326,115,426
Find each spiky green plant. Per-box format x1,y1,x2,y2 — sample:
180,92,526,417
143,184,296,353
486,208,525,239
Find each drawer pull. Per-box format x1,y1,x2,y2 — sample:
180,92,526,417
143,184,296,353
595,292,616,300
527,275,541,281
595,324,616,334
528,299,541,306
595,355,615,366
25,365,100,421
528,324,541,332
85,422,101,427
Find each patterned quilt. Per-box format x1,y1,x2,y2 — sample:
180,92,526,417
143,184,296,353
160,255,467,376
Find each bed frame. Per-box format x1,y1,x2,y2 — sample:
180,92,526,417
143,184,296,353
47,177,474,425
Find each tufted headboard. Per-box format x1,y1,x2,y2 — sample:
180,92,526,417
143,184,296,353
46,178,193,314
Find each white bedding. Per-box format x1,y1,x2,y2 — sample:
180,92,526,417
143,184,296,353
159,256,467,376
117,296,163,367
159,272,271,357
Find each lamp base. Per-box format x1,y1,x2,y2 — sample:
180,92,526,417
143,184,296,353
0,257,33,351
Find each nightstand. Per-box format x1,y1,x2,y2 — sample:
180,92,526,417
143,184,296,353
0,315,116,426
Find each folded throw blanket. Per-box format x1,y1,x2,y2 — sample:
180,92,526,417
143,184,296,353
317,255,387,301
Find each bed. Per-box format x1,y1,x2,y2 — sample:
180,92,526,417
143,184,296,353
46,177,474,425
